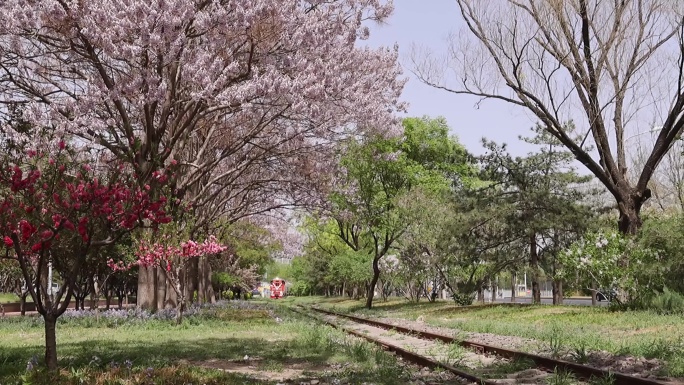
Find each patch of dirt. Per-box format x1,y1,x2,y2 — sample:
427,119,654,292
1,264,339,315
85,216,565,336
188,357,333,381
560,351,668,380
189,356,463,385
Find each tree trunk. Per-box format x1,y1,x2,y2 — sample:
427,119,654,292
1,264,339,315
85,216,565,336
207,277,216,304
137,265,155,311
44,314,58,370
89,279,97,310
552,279,563,305
124,284,129,308
591,281,597,306
365,257,380,309
155,267,167,310
477,285,484,304
175,290,185,325
197,257,205,304
617,197,644,235
19,292,27,315
510,272,516,303
530,233,541,304
105,288,112,310
197,256,215,304
491,280,497,303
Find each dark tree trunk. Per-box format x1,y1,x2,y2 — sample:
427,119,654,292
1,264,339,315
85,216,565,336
19,292,27,315
617,193,647,235
510,272,516,303
44,314,58,370
105,289,112,310
184,259,198,305
591,281,597,306
530,233,541,304
365,257,380,309
477,285,484,304
491,280,497,303
552,280,563,305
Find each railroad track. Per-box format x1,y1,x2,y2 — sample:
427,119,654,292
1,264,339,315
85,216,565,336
291,305,497,384
298,306,676,385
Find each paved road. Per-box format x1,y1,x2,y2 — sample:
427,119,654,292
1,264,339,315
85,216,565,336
492,297,610,306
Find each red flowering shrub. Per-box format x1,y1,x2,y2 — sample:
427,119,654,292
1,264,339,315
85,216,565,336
0,141,174,369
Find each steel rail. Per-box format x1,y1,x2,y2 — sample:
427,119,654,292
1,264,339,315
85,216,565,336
310,307,675,385
289,306,496,385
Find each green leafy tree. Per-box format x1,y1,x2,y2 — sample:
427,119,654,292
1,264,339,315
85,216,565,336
479,125,595,304
436,194,521,305
329,116,475,308
394,187,454,302
297,217,373,297
327,248,373,299
224,221,282,277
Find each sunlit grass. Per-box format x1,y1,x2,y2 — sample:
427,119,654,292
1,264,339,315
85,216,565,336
295,295,684,377
0,292,20,303
0,301,413,384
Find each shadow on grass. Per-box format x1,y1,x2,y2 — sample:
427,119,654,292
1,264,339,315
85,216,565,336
344,300,445,314
342,300,535,316
0,335,337,380
427,302,541,316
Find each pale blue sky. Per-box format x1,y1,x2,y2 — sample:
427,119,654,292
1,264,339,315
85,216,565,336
364,0,538,156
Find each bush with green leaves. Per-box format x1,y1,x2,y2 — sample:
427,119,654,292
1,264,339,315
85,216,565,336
451,292,475,306
638,216,684,293
288,281,311,296
559,229,662,304
222,290,234,300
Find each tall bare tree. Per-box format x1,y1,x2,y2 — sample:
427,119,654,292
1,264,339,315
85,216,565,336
629,130,684,213
412,0,684,234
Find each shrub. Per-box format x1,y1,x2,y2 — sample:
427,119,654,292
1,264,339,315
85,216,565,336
451,292,475,306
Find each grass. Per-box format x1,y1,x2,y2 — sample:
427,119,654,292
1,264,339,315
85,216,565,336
481,357,535,379
286,296,684,377
0,301,414,384
546,368,578,385
0,292,21,303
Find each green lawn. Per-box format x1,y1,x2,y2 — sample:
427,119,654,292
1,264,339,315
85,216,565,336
0,292,20,303
0,302,411,384
290,296,684,376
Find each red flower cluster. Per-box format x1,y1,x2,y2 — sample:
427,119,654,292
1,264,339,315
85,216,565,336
0,143,173,257
108,236,227,273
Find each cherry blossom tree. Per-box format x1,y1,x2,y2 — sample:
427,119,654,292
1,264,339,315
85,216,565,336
0,1,407,309
0,0,406,211
0,139,172,370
